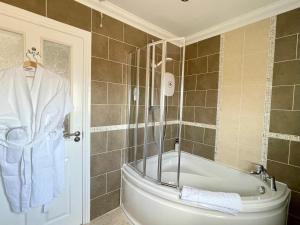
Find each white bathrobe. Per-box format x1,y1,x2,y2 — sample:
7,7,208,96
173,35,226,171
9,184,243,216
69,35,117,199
0,65,73,212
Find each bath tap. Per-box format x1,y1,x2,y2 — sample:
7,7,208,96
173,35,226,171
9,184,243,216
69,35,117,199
250,164,277,191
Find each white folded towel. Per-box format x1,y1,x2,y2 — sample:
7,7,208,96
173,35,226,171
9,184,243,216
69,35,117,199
180,186,242,215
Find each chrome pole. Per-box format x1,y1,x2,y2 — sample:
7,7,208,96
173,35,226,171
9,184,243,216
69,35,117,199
177,39,186,189
158,41,167,183
126,54,132,164
143,45,151,176
134,50,140,167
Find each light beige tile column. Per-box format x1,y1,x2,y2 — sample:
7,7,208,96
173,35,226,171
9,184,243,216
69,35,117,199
216,19,272,170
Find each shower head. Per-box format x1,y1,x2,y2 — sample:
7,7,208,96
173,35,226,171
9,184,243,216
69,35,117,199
154,57,174,68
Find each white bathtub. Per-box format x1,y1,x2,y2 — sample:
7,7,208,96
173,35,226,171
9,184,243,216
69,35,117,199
121,151,290,225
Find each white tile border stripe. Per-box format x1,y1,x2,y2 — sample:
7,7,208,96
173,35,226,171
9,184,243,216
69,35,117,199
268,132,300,142
91,120,216,133
181,121,217,130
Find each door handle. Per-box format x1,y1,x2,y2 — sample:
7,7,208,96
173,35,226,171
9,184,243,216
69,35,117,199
64,131,81,142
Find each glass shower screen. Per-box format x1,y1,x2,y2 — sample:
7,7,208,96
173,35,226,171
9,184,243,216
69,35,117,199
126,38,185,188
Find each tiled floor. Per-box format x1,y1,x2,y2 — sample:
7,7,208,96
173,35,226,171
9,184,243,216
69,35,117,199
89,207,131,225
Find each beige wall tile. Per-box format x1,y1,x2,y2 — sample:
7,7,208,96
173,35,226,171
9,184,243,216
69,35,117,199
244,19,270,55
217,19,271,169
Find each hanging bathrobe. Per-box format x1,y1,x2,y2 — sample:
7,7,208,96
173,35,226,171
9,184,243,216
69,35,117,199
0,65,73,213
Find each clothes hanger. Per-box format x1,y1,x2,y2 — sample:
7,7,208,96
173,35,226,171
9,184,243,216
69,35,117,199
23,47,41,74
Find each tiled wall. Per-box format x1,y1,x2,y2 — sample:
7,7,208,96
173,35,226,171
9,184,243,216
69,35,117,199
267,8,300,225
216,19,272,170
0,0,159,220
182,36,220,159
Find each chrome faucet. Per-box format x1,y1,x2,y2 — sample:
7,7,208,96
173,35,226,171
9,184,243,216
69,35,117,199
250,164,277,191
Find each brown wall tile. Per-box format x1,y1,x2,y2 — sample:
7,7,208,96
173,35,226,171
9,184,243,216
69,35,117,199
197,36,220,57
91,105,122,126
276,8,300,38
90,190,120,219
91,132,107,155
274,35,297,62
107,83,126,104
183,107,194,122
184,125,204,142
107,130,126,151
47,0,91,31
187,58,200,75
92,33,108,59
185,91,206,106
195,107,217,125
91,175,106,199
92,10,124,41
124,25,147,48
267,160,300,191
193,143,214,160
290,141,300,167
181,139,193,153
207,54,219,72
0,0,46,15
270,110,300,136
290,191,300,218
91,150,121,176
271,86,294,110
186,43,198,59
167,43,181,61
196,73,219,90
267,138,289,163
109,39,136,64
273,60,300,86
294,86,300,110
206,90,218,107
298,35,300,59
184,75,197,91
91,81,107,104
107,170,121,192
204,128,216,146
92,58,122,83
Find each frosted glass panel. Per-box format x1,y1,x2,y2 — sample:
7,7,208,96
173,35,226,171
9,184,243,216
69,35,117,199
0,29,24,70
43,40,71,78
43,40,71,133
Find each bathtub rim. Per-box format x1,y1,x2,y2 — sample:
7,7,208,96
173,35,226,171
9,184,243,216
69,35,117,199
122,151,291,214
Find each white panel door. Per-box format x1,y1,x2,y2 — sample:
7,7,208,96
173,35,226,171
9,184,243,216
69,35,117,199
0,9,85,225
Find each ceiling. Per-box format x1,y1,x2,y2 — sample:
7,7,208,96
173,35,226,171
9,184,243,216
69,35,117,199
106,0,280,36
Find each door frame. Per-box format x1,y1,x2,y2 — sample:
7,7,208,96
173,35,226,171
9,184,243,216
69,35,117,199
0,2,91,224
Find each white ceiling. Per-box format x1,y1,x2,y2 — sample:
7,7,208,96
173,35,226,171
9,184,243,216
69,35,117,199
106,0,280,36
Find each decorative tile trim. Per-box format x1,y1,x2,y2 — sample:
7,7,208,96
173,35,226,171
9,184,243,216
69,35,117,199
262,16,276,167
91,120,179,133
181,121,217,129
91,120,216,133
268,132,300,142
215,34,225,155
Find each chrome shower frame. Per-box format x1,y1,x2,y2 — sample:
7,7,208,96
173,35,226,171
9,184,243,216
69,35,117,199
127,37,186,190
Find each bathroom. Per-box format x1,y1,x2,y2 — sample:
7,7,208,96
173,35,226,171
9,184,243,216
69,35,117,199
0,0,299,225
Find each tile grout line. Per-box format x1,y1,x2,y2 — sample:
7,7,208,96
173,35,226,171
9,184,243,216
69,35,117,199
292,85,296,110
288,140,291,165
296,34,299,59
268,159,300,169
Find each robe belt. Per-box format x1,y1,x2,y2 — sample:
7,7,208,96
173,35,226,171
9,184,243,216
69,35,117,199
4,127,64,212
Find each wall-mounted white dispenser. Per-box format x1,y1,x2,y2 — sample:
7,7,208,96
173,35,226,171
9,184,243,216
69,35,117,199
164,72,175,96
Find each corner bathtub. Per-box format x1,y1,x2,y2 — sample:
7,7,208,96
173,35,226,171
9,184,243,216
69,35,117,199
121,151,290,225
